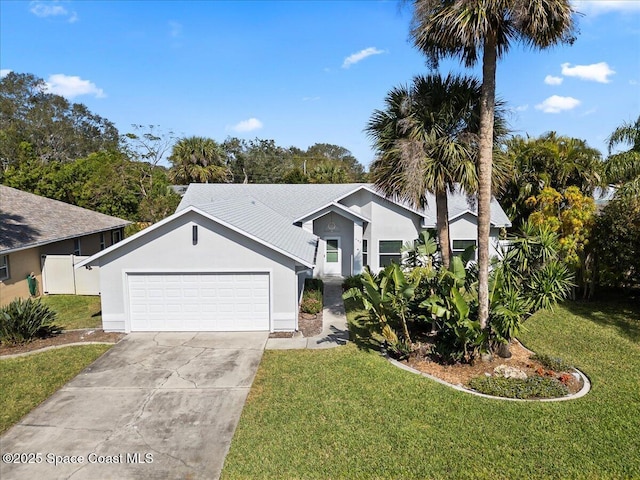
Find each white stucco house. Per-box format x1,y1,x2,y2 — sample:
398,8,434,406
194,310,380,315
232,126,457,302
77,183,511,333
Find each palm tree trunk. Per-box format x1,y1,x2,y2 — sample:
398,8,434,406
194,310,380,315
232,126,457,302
477,36,497,330
435,188,451,269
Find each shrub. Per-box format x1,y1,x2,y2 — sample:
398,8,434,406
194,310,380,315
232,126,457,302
0,298,61,344
530,353,574,372
342,274,363,292
300,297,322,315
468,375,569,399
304,278,324,293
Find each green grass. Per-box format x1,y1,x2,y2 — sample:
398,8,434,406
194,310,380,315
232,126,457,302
221,299,640,479
40,295,102,329
0,344,111,434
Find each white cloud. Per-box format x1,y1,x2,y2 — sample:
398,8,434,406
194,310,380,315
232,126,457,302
169,21,182,38
514,104,529,112
231,117,263,132
535,95,581,113
44,74,105,99
0,69,12,78
544,75,563,85
572,0,640,16
561,62,615,83
342,47,385,68
30,1,78,23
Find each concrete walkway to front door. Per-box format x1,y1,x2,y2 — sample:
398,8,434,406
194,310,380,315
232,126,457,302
266,277,349,350
0,332,268,480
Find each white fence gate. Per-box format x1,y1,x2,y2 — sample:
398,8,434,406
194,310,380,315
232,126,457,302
41,255,100,295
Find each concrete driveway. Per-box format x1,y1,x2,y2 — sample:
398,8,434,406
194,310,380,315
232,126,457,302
0,331,268,480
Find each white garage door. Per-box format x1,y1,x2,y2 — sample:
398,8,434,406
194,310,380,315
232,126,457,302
128,273,270,331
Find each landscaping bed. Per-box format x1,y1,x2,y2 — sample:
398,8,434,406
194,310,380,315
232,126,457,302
0,329,125,357
404,339,583,398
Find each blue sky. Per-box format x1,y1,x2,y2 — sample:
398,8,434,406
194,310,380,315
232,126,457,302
1,0,639,168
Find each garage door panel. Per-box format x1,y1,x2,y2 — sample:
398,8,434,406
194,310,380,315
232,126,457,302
128,273,270,332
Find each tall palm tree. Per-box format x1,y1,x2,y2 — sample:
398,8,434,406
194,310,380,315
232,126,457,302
169,136,231,184
411,0,576,328
366,73,508,269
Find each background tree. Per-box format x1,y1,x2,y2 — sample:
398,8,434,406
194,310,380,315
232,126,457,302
169,136,231,184
0,72,119,166
366,73,508,268
499,132,603,226
526,186,596,297
411,0,577,328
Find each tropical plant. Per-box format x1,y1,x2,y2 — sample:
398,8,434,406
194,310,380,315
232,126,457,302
411,0,577,329
419,255,486,363
604,115,640,198
169,136,231,184
401,230,439,269
367,73,508,269
0,298,61,344
343,264,418,354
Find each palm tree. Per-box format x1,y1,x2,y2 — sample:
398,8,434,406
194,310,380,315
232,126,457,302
604,115,640,196
501,132,603,225
169,136,231,184
366,73,508,269
411,0,576,329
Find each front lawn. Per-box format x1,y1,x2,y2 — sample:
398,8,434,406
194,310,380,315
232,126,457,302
40,295,102,329
221,300,640,479
0,344,111,434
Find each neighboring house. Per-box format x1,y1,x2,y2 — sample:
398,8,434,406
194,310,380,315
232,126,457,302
0,185,130,306
78,183,510,334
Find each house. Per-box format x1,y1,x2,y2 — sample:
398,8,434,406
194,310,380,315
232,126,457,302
78,183,511,334
0,185,130,306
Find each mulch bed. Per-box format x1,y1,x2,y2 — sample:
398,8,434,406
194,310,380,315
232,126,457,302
268,312,323,338
0,330,125,357
404,340,583,395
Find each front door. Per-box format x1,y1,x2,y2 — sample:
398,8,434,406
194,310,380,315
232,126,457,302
324,237,341,276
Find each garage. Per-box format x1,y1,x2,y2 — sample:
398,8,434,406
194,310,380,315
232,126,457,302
128,272,270,332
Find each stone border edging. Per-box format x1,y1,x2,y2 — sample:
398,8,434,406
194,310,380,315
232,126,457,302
386,353,591,402
0,342,118,360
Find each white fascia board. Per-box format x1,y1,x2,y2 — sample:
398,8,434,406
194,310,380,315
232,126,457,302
294,201,370,224
354,185,427,218
447,209,511,228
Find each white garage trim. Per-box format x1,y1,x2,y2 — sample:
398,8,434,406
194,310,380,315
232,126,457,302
123,269,272,332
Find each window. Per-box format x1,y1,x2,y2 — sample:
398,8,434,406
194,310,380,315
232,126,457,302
100,233,106,250
112,229,122,244
379,240,402,267
0,255,9,281
326,239,339,263
452,239,477,260
73,238,82,256
362,239,368,267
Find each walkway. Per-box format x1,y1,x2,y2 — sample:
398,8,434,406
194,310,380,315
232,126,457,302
265,277,349,350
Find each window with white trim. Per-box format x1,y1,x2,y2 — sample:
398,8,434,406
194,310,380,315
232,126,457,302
452,239,477,260
112,229,122,244
100,233,106,250
0,254,9,281
73,238,82,256
379,240,402,267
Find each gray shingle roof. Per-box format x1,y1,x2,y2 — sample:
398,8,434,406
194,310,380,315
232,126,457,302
422,187,512,227
178,183,366,220
0,185,131,254
176,183,511,265
195,195,318,266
